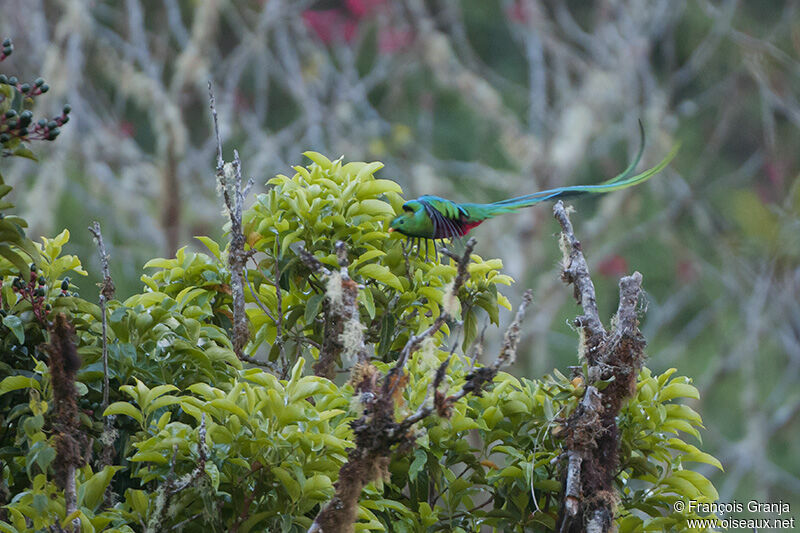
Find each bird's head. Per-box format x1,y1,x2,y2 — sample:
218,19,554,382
388,200,427,237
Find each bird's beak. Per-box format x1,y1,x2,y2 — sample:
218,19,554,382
387,228,394,233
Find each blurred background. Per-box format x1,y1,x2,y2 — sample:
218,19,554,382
1,0,798,515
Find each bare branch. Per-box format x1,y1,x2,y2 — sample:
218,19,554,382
209,85,253,361
88,222,118,505
88,222,114,412
553,200,606,360
553,204,647,533
209,81,224,173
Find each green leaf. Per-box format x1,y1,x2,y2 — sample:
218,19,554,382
682,450,724,471
272,466,301,500
0,375,37,395
26,440,56,477
355,162,385,182
671,470,719,501
666,438,723,470
205,461,220,491
346,199,396,218
350,249,386,269
303,151,333,170
356,179,402,200
359,287,375,319
302,474,333,499
103,401,144,425
0,244,32,278
289,377,323,403
358,263,403,291
208,398,249,420
144,384,180,407
129,451,168,464
304,294,324,325
195,236,222,260
409,449,427,482
0,521,20,533
238,511,273,533
12,145,37,161
462,309,478,352
144,395,181,416
659,382,700,402
2,315,25,344
79,466,123,511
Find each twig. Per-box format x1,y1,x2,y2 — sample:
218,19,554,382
209,83,255,361
273,242,287,377
88,222,117,505
553,201,605,351
424,289,533,420
552,202,647,533
88,222,114,412
562,452,583,519
243,264,276,322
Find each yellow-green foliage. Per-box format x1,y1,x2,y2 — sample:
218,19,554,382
0,154,721,532
242,151,512,365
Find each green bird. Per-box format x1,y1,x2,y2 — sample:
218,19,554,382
389,125,678,255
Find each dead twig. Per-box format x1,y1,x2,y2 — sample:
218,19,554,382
209,83,255,361
88,222,114,412
552,201,647,533
88,222,118,506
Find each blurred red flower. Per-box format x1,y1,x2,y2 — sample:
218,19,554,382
596,254,629,278
302,9,357,44
345,0,386,19
379,28,413,53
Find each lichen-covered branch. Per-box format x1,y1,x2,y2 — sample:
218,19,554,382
553,201,605,358
88,222,118,504
409,289,533,426
145,414,208,533
304,242,366,379
553,201,647,533
296,242,367,379
308,239,532,533
88,222,114,411
209,83,254,361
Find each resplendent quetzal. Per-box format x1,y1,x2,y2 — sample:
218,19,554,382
389,125,678,252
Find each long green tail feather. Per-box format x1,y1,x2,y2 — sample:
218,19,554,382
490,131,679,210
598,119,646,186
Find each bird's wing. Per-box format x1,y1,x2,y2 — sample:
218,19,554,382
418,196,469,239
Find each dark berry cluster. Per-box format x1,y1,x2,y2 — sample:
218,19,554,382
0,104,70,144
0,74,50,97
0,38,12,61
3,265,53,324
0,37,71,150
